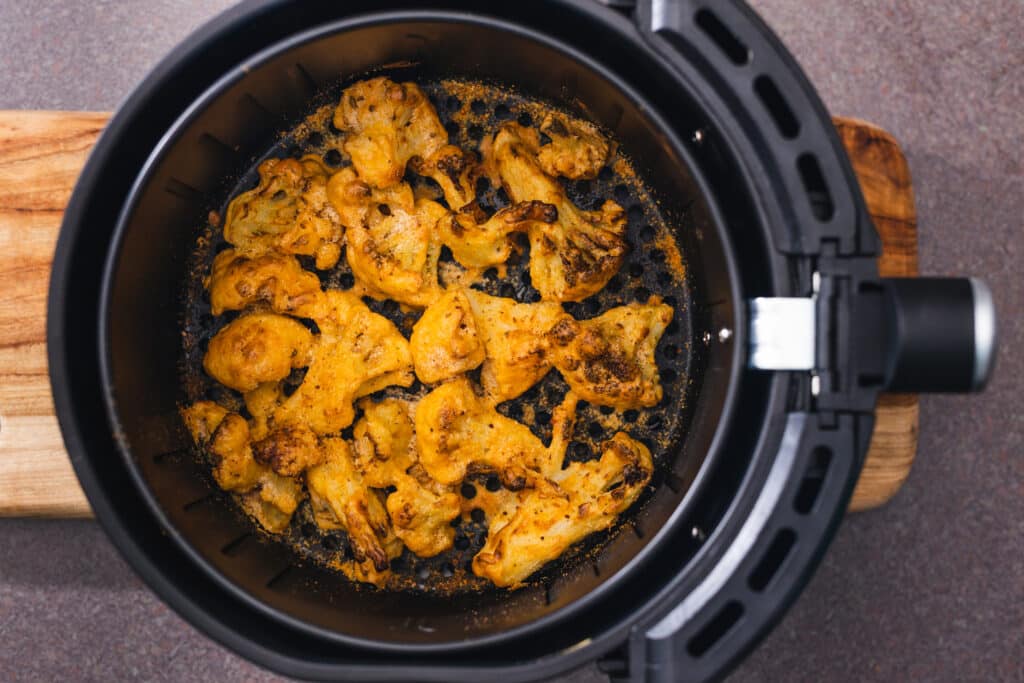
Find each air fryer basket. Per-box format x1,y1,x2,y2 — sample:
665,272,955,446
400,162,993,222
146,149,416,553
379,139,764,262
101,16,738,645
49,2,995,681
182,74,703,595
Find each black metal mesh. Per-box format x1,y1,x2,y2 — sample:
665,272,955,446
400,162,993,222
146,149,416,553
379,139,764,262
181,78,694,594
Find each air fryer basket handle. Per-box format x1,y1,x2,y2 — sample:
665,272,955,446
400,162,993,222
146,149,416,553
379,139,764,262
882,277,997,392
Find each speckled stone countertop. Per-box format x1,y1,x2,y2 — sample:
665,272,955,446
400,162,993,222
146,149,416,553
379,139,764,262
0,2,1020,681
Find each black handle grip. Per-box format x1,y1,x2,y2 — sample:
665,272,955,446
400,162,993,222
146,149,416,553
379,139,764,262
882,277,997,392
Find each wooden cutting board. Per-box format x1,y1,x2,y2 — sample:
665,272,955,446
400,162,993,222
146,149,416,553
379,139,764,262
0,111,917,517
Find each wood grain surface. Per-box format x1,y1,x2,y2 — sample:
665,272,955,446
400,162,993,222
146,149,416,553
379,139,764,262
0,111,106,517
835,117,920,512
0,111,919,517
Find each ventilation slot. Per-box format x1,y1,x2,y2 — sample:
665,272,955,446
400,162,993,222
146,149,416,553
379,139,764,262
164,178,204,202
665,473,685,493
293,63,319,95
687,601,744,657
198,132,238,157
151,447,189,464
265,565,294,590
240,92,275,120
220,533,252,557
695,8,751,65
182,493,215,512
797,154,834,220
748,528,796,591
794,446,833,514
754,76,800,139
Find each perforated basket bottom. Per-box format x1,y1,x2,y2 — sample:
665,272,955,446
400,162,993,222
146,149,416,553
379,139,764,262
181,76,696,595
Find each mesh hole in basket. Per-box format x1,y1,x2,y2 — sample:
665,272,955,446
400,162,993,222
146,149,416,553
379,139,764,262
323,148,342,166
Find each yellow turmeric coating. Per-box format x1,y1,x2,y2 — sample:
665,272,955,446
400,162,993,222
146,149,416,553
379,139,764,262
184,77,676,590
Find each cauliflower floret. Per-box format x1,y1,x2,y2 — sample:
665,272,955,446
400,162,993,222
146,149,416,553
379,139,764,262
485,123,627,301
334,77,448,188
223,155,342,269
202,313,314,393
537,113,612,180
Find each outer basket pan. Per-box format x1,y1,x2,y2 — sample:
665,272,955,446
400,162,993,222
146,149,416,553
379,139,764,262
49,2,889,681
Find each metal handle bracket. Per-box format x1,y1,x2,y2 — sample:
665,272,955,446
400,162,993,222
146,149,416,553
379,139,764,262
747,297,816,371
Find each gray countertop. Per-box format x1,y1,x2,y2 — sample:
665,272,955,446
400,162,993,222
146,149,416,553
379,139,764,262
0,1,1021,681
